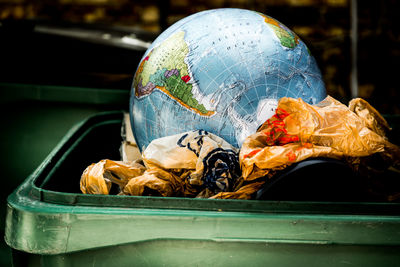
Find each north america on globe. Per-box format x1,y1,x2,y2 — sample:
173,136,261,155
130,8,326,150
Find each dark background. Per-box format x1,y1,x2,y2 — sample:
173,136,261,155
1,0,399,112
0,0,399,266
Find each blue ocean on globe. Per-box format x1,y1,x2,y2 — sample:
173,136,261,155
130,8,326,150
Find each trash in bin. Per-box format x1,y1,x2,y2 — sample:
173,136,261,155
81,130,242,198
241,96,400,178
81,159,146,195
241,96,400,200
81,96,400,200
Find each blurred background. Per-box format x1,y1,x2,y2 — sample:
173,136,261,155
1,0,399,112
0,0,399,266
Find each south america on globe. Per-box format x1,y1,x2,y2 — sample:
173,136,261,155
130,8,327,150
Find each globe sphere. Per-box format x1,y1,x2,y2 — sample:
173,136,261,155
130,8,326,150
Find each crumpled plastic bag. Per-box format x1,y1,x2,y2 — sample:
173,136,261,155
240,96,400,184
122,167,186,197
348,97,391,138
209,180,266,199
81,130,241,198
80,159,146,194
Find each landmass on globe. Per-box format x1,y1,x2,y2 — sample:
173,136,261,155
259,13,300,49
134,31,214,116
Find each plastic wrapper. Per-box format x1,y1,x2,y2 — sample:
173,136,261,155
122,167,185,197
80,159,146,195
210,180,265,199
348,97,391,138
240,96,400,185
81,130,241,198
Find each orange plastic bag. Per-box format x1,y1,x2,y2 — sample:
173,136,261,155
122,167,185,197
240,96,400,182
80,159,146,195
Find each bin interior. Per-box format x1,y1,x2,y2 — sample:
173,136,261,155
36,118,122,194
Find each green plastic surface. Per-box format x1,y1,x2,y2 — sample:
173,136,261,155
5,112,400,266
1,83,129,267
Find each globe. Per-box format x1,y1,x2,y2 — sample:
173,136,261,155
130,8,326,150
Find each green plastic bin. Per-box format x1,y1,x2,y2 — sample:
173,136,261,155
5,111,400,266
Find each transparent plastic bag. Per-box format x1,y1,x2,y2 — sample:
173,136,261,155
240,96,400,183
80,159,146,195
